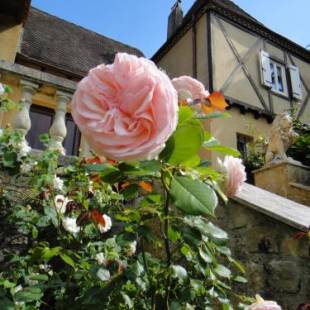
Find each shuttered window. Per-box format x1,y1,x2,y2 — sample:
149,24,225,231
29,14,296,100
259,50,295,98
259,50,273,88
288,65,303,100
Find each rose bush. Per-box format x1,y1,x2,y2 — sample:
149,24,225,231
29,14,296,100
0,54,281,309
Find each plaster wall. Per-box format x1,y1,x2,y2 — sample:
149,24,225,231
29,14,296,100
0,15,23,62
209,107,270,163
157,29,193,78
196,14,208,86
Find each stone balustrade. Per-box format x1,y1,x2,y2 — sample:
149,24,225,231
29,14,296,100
11,79,73,155
12,79,38,143
48,91,72,155
0,60,96,157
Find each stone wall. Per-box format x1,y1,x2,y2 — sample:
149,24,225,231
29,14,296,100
254,161,310,206
216,200,310,310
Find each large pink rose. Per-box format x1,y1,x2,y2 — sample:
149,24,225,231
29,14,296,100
72,53,178,161
218,155,247,197
171,76,209,103
247,295,282,310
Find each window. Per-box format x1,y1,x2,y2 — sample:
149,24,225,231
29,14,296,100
236,133,253,159
26,105,81,156
259,50,302,100
269,59,288,96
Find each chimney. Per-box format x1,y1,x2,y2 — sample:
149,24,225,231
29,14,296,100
167,0,183,39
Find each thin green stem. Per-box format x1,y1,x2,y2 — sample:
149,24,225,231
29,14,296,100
163,188,171,310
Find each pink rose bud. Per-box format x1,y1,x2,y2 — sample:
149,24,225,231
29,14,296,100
218,155,247,197
247,295,282,310
72,53,178,161
172,75,209,103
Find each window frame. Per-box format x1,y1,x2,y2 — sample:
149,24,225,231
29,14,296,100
236,133,253,160
269,58,289,98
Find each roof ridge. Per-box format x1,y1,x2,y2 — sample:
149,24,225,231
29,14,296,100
152,0,310,62
29,6,143,54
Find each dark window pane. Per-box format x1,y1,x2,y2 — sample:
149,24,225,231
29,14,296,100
276,65,284,92
26,105,81,156
270,62,276,90
26,105,54,150
236,133,253,159
64,115,81,156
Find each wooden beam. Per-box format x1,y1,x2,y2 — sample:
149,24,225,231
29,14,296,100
216,17,269,112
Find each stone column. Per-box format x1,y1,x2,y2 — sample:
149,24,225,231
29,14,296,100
49,91,71,155
12,79,38,141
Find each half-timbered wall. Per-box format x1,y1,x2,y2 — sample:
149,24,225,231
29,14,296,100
211,14,310,122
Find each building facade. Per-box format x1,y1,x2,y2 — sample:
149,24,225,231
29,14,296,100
153,0,310,163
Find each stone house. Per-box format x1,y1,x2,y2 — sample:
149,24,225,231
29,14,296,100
153,0,310,163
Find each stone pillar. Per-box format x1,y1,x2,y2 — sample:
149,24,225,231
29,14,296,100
79,136,92,158
49,91,71,155
12,79,38,142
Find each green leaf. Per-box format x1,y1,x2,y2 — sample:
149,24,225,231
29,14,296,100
121,292,134,309
1,280,16,289
126,261,144,280
85,163,118,173
216,246,231,257
181,244,193,261
179,106,193,124
204,144,240,157
204,222,228,240
14,287,43,303
3,152,17,168
199,247,212,264
214,264,231,279
229,257,246,274
60,253,75,268
29,274,48,282
31,246,62,262
167,226,181,243
170,176,218,216
43,204,58,227
171,265,188,284
161,119,204,167
96,268,110,282
233,276,248,283
118,161,160,177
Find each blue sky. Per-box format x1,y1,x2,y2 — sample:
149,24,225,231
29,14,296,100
31,0,310,58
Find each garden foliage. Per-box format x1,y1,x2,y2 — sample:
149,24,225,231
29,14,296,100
0,108,250,309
